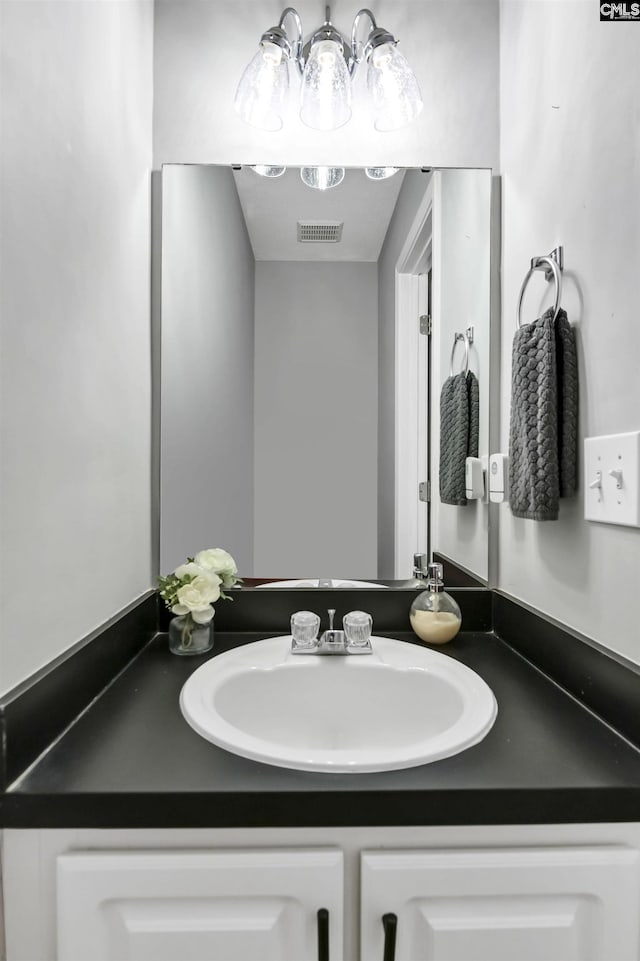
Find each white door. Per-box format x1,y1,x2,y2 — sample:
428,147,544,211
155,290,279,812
57,848,343,961
416,269,431,560
361,846,640,961
394,176,433,578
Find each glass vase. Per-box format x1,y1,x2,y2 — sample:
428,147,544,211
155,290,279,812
168,613,214,656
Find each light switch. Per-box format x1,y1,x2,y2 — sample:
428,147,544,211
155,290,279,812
584,431,640,527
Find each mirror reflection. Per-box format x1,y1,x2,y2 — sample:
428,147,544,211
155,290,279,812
160,165,492,586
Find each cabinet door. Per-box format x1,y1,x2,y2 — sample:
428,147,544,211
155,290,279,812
361,846,640,961
57,848,343,961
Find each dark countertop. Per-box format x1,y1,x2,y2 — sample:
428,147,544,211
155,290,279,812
3,629,640,828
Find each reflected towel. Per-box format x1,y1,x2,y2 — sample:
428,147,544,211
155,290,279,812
509,307,578,520
439,370,480,506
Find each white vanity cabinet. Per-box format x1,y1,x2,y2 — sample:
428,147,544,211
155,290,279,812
4,824,640,961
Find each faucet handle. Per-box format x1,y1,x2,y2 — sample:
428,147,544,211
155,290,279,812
343,610,373,648
290,610,320,650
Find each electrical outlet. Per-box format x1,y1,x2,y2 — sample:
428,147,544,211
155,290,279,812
584,431,640,527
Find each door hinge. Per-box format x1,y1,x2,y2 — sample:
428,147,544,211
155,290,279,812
419,314,432,336
419,481,431,502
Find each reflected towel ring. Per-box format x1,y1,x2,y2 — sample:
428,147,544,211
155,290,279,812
449,332,469,377
517,248,564,328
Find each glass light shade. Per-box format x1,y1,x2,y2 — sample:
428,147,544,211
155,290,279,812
299,39,352,130
365,166,400,180
300,166,345,190
234,42,289,131
251,165,287,177
366,42,423,132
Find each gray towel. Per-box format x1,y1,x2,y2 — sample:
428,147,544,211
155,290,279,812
509,307,578,520
440,370,480,506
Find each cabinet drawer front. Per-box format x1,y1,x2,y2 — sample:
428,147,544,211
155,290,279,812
361,846,640,961
57,848,343,961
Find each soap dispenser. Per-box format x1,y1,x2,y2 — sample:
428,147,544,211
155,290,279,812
409,562,462,644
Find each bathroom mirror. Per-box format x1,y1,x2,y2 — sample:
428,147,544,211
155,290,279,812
159,165,494,585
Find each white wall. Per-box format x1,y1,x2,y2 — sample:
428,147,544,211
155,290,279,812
499,1,640,663
254,262,378,577
160,166,255,574
153,0,500,170
0,0,154,694
432,169,492,581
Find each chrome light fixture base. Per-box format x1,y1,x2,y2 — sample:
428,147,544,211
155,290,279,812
262,8,304,68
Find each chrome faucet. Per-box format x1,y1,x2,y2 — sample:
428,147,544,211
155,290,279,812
291,608,373,655
318,608,346,650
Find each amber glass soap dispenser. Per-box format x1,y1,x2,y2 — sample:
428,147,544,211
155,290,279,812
409,562,462,644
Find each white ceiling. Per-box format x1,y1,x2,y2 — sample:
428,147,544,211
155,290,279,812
233,166,406,262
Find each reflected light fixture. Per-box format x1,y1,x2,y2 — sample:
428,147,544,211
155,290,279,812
234,6,422,133
251,165,287,177
365,166,400,180
300,166,345,190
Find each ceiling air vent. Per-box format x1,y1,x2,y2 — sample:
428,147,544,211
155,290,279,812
297,221,343,243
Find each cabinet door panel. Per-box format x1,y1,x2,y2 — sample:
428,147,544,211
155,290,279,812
100,896,301,961
361,846,640,961
57,848,343,961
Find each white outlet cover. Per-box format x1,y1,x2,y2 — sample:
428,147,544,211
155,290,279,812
584,431,640,528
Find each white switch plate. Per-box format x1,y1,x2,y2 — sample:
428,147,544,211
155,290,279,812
488,453,509,503
465,457,485,499
584,431,640,527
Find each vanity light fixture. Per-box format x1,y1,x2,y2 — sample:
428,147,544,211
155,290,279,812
234,6,423,133
300,15,352,130
233,9,301,132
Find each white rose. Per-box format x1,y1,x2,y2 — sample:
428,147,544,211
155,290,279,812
174,561,208,581
190,606,215,625
170,602,214,625
194,548,238,588
171,573,221,618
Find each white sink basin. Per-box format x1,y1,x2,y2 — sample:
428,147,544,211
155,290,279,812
180,637,497,773
255,579,387,589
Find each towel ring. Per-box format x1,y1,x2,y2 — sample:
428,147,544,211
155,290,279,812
517,248,563,328
449,332,469,377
